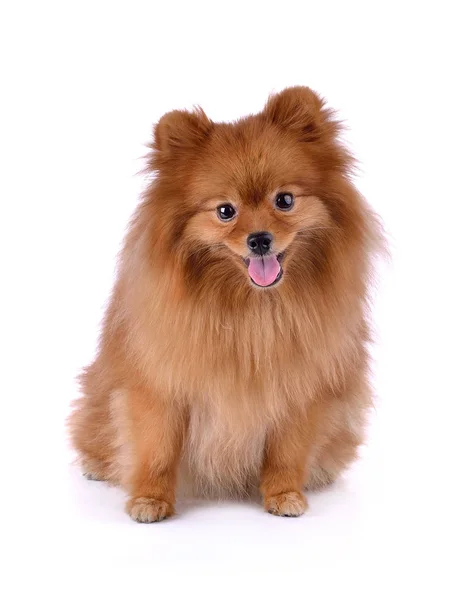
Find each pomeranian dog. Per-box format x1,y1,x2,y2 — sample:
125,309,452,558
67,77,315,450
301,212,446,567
69,86,381,522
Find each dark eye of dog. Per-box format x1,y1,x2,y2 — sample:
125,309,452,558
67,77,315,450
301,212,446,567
275,192,294,211
217,204,236,221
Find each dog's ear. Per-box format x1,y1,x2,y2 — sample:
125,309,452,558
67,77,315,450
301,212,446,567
154,107,213,155
264,86,336,142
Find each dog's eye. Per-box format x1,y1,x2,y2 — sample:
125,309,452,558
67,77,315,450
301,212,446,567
275,192,294,211
217,204,237,221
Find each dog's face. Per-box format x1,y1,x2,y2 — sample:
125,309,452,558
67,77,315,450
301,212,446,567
152,87,350,291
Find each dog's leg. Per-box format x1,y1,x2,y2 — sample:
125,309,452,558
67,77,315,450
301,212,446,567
124,389,185,523
260,405,316,517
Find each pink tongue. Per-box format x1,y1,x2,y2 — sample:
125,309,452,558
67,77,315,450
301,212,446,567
247,255,281,287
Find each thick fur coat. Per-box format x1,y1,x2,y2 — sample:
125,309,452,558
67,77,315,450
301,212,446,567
69,87,381,521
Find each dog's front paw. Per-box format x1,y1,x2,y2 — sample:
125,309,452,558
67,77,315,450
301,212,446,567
264,491,307,517
126,497,175,523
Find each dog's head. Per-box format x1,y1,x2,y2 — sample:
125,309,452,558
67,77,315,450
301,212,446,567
148,87,359,294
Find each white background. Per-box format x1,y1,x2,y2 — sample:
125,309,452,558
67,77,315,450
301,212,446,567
1,1,469,597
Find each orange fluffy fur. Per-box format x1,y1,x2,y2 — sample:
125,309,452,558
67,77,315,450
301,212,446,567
69,87,382,521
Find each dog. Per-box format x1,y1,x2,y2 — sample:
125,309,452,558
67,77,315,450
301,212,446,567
69,86,382,522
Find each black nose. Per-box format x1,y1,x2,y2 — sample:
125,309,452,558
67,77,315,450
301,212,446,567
247,231,273,256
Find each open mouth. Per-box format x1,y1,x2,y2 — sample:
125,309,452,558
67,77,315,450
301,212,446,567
243,253,285,288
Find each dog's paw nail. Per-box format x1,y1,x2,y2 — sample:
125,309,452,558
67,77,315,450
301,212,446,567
83,472,104,481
